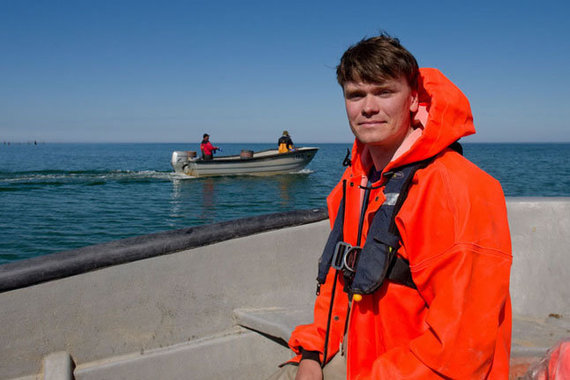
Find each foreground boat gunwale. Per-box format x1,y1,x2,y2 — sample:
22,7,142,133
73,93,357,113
2,196,568,293
0,197,569,379
0,208,328,293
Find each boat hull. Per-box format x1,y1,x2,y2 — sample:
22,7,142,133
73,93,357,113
171,147,318,177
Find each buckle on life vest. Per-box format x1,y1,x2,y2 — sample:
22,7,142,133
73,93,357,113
331,241,361,273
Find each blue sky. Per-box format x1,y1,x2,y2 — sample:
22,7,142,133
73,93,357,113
1,0,568,143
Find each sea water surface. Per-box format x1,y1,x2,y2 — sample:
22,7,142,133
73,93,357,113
1,142,569,264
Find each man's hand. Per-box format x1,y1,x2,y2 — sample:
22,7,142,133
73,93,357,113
295,359,322,380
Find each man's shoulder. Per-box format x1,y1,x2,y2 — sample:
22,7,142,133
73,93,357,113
431,149,499,186
411,150,504,204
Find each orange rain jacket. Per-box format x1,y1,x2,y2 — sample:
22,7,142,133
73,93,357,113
288,68,513,379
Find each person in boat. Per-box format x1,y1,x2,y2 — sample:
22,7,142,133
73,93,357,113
200,133,219,160
278,130,295,153
269,34,512,379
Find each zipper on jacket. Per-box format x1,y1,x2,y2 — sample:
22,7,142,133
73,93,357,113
342,175,379,364
322,174,380,366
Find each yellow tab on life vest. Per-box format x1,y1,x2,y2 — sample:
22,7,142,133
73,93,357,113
278,143,288,153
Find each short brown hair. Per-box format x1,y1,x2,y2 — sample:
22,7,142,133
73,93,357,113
336,33,419,89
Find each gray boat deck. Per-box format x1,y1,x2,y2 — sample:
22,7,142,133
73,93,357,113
2,198,569,379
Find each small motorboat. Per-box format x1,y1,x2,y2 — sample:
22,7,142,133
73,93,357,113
171,147,318,177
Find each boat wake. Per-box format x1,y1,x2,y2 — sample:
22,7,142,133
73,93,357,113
0,170,175,187
169,172,197,180
0,169,316,190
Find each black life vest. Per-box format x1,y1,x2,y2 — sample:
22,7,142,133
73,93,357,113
316,160,428,296
317,142,463,296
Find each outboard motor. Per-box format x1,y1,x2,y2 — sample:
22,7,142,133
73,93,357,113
171,151,196,172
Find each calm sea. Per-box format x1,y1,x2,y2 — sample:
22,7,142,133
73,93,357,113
1,142,569,264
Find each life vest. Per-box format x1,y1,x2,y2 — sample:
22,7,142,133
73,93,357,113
316,162,424,300
278,135,293,153
317,142,463,298
278,143,289,153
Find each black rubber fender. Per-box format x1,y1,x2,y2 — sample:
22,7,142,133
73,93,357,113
0,208,329,292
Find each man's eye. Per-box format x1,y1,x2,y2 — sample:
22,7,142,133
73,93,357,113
346,93,363,100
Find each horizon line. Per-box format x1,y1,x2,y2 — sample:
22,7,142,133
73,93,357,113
2,140,570,145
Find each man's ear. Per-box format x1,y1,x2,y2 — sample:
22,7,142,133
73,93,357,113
412,103,429,128
409,90,419,112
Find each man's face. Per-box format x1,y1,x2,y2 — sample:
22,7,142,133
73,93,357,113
343,76,418,149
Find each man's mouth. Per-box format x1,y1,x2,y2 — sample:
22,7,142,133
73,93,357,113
359,120,386,126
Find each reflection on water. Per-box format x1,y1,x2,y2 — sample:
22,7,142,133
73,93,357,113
200,178,216,220
275,173,311,206
169,177,217,225
169,173,314,226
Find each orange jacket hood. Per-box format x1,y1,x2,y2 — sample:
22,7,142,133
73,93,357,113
350,68,476,175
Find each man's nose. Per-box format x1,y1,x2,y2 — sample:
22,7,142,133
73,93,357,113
362,96,379,116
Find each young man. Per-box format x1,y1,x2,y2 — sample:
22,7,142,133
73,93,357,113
271,34,512,379
200,133,219,160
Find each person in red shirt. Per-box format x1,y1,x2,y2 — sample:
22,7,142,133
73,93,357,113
200,133,219,160
268,33,512,380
